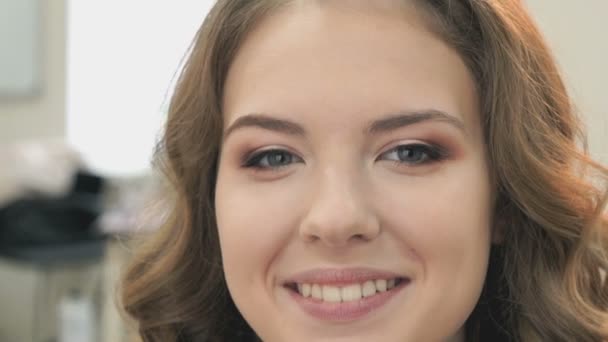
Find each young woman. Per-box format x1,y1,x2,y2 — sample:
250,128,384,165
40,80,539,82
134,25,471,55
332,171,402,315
121,1,608,341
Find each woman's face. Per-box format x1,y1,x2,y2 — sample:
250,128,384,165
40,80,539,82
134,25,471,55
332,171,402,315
215,2,493,341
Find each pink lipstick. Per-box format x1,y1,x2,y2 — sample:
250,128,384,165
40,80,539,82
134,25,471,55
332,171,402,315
283,268,410,321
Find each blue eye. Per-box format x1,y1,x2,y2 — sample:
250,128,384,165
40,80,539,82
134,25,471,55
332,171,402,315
380,143,446,165
243,149,302,169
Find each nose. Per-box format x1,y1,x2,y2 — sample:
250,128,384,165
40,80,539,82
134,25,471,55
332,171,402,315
298,167,380,247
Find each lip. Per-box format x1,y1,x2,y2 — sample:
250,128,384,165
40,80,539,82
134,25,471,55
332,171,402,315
284,267,407,286
283,267,411,322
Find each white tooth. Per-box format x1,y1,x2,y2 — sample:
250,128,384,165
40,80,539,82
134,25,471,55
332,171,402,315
311,284,323,300
387,279,396,289
340,284,362,302
302,283,311,298
375,279,388,292
297,284,302,294
322,286,342,302
362,280,376,297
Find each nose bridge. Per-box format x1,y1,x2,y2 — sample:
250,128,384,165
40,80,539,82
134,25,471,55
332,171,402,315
319,165,359,212
299,155,379,246
318,142,362,199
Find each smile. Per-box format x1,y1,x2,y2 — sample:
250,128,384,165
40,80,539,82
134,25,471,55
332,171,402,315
286,278,406,303
283,268,410,321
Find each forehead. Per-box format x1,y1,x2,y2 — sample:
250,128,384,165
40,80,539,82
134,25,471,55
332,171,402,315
222,1,479,134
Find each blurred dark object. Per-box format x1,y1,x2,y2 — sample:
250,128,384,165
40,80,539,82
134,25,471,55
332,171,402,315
0,170,107,342
0,170,106,261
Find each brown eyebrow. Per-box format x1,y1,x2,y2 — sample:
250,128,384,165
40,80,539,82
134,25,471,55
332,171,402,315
367,110,466,135
223,114,306,141
223,109,466,141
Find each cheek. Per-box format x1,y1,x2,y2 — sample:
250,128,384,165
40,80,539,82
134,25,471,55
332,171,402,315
377,160,492,330
408,173,492,292
409,176,492,257
379,159,492,244
215,174,301,287
389,151,490,234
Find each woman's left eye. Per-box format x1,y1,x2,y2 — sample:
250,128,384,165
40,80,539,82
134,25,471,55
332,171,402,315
379,143,447,165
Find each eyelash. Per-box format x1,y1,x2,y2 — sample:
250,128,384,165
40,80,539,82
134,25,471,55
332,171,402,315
242,143,448,171
378,143,448,165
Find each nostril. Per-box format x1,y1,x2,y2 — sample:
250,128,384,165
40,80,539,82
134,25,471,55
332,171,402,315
303,234,320,243
352,233,368,241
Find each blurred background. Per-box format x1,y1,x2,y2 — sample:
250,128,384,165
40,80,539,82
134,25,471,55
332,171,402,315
0,1,606,341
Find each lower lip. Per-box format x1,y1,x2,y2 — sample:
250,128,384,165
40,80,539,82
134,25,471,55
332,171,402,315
287,281,408,322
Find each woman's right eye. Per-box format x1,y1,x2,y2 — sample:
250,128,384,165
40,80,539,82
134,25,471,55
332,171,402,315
242,149,303,170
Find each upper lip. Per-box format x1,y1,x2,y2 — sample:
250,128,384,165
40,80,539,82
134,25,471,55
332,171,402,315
283,267,408,286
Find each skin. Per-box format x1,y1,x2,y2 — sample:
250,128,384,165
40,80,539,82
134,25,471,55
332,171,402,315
215,1,494,341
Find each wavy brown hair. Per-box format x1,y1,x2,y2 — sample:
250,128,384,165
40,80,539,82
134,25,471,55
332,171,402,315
121,1,608,341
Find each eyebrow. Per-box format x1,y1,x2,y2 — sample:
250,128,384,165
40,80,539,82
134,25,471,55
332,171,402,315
367,109,466,135
223,114,306,141
223,109,466,141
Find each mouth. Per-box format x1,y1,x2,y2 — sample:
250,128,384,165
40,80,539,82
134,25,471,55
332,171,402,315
284,277,408,303
282,268,411,321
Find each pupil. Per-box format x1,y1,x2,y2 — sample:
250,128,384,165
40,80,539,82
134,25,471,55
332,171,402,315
270,152,289,165
398,147,422,162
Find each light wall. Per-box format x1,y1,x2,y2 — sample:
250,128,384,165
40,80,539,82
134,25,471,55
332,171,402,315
0,2,66,341
0,0,66,143
526,0,608,163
